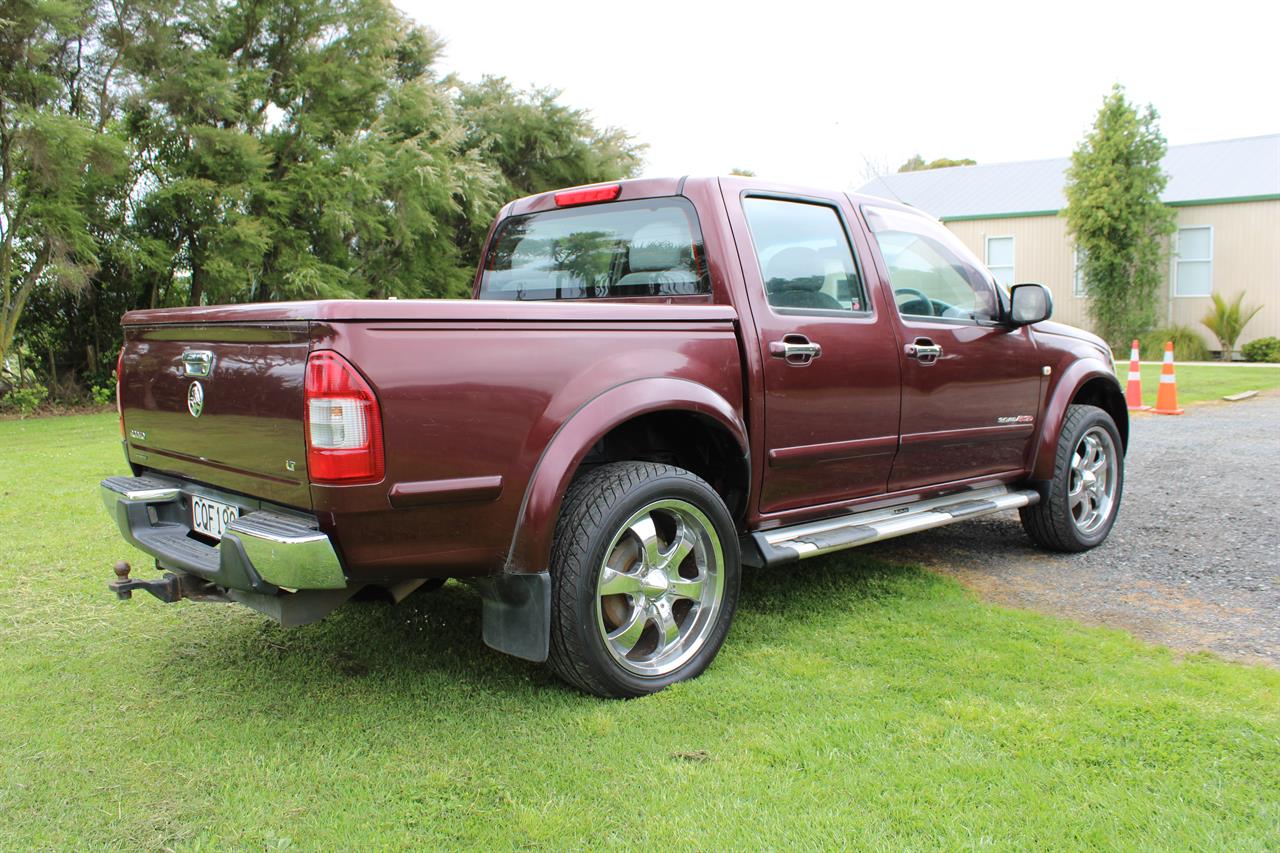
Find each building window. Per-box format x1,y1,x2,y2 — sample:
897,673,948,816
985,236,1014,287
1073,246,1088,297
1174,226,1213,297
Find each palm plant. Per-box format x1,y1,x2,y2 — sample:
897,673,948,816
1201,292,1263,361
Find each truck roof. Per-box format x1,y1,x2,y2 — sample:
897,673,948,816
504,175,922,219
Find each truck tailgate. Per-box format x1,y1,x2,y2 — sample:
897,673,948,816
119,323,312,509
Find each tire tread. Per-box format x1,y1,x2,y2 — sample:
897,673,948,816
1020,404,1119,552
547,461,719,697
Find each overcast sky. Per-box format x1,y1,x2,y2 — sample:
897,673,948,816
399,0,1278,190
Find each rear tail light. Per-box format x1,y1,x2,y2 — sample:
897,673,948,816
554,183,621,207
304,351,385,484
116,347,125,438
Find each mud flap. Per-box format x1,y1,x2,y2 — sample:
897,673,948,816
474,572,551,663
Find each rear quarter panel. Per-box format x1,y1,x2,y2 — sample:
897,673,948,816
310,314,744,582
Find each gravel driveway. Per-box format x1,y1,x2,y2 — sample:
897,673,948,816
862,393,1280,667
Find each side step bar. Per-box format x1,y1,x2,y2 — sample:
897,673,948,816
751,485,1040,566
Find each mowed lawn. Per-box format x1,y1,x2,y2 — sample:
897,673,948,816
1136,362,1280,405
2,414,1278,850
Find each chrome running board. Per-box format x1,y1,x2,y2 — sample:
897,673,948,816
750,485,1040,566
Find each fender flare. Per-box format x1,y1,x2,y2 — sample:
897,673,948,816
1032,362,1127,481
505,377,749,575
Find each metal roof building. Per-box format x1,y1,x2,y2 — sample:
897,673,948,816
856,135,1280,351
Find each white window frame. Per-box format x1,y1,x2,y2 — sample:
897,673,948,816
1072,246,1088,297
985,235,1015,287
1173,225,1213,298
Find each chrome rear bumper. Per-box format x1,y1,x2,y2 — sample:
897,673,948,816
100,475,347,591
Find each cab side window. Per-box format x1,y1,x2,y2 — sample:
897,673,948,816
742,197,868,314
864,205,999,322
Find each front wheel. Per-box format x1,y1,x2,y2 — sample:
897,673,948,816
1020,404,1124,552
547,461,740,698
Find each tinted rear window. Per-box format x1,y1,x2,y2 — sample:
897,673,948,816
478,197,709,301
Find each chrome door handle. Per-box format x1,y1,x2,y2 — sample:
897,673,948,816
904,339,943,364
769,335,822,365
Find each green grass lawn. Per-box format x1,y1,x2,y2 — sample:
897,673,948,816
1136,363,1280,406
2,413,1278,850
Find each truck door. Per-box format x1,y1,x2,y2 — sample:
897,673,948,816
859,203,1043,492
722,186,902,515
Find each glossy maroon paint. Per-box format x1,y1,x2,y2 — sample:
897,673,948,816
717,179,901,513
119,323,313,508
305,306,744,582
117,175,1124,586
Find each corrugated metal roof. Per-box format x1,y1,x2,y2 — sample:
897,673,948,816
856,134,1280,220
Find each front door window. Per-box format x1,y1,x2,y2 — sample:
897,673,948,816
864,205,1000,322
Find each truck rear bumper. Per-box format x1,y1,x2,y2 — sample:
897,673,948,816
100,475,347,592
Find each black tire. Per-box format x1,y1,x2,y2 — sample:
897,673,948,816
1021,404,1125,552
547,461,741,698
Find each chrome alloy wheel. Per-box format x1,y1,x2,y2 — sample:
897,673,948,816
595,499,725,677
1069,426,1117,534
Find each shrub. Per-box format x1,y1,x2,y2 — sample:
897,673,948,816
1201,292,1263,361
91,384,115,406
1140,326,1210,362
1242,336,1280,363
1,384,49,416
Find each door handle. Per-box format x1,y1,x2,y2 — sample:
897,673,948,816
904,338,943,365
769,335,822,365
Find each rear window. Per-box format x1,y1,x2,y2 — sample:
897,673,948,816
478,197,709,301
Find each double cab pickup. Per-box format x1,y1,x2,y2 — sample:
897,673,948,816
103,176,1127,697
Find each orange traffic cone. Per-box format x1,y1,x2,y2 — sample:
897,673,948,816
1124,339,1151,411
1153,341,1184,415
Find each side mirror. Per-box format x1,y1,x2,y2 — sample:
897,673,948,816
1008,282,1053,325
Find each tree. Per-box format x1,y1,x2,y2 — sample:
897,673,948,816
452,76,643,198
125,0,497,304
897,155,976,172
7,0,648,398
1064,85,1176,348
728,168,755,177
0,0,129,379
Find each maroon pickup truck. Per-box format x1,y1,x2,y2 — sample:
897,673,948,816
102,176,1127,697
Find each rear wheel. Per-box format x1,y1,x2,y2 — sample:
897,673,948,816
1021,404,1124,552
547,461,740,698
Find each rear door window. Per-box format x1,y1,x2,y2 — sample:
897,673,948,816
741,197,868,314
479,198,709,300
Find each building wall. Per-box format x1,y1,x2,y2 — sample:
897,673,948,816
943,199,1280,350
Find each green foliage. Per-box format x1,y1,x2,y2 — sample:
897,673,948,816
451,75,643,262
1,383,49,415
7,0,644,395
897,154,976,172
0,0,131,375
126,0,499,303
1241,336,1280,363
90,383,114,405
1064,85,1176,350
1139,325,1210,362
1201,292,1263,360
728,167,756,176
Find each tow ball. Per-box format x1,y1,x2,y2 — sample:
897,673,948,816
109,561,227,604
108,561,186,603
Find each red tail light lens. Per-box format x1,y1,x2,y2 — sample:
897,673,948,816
554,184,621,207
304,351,385,484
116,347,125,438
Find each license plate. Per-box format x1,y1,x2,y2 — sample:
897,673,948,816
191,495,239,541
